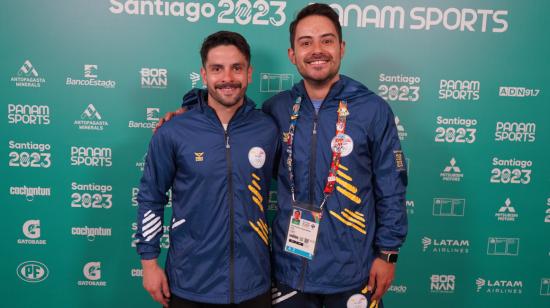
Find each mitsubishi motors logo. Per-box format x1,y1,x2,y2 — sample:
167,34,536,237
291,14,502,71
495,198,518,222
440,158,464,182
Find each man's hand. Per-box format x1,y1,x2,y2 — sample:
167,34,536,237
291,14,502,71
154,107,186,133
142,259,171,307
367,257,395,302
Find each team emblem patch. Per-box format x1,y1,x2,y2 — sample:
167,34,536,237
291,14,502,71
248,147,266,169
331,133,354,157
394,150,406,171
347,293,368,308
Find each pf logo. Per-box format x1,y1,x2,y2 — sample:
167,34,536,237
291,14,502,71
17,261,49,283
83,262,101,281
23,220,41,239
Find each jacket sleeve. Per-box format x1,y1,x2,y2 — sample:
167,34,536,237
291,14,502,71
370,99,408,251
135,128,177,260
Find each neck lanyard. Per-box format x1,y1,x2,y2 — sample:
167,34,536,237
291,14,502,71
286,97,349,213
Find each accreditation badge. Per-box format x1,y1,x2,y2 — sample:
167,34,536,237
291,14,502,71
284,203,320,260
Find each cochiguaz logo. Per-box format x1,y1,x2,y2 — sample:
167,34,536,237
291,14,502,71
476,278,523,294
11,60,46,87
8,104,50,125
494,121,535,143
9,185,51,202
422,237,469,254
17,261,49,283
78,262,107,287
74,104,109,131
440,158,463,182
18,220,47,245
71,226,112,241
439,79,480,101
70,146,112,167
66,64,116,88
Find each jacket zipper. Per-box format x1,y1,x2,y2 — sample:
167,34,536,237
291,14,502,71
225,129,235,303
298,108,319,290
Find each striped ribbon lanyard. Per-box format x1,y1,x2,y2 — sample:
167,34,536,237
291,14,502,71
285,97,349,219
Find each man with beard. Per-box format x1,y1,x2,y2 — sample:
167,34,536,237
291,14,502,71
136,31,278,308
156,4,408,308
264,4,408,307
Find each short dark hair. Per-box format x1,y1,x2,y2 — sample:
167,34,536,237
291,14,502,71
200,31,251,66
289,3,342,49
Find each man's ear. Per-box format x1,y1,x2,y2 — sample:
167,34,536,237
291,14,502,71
200,67,207,86
288,47,296,65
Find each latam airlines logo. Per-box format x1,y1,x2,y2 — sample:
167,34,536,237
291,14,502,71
9,186,51,202
140,68,167,89
78,262,107,287
11,60,46,87
476,277,523,294
439,80,480,101
8,104,50,125
74,104,109,131
17,261,49,283
495,198,518,222
70,146,112,167
17,220,47,245
189,72,204,88
440,158,464,182
430,274,455,293
66,64,116,88
422,237,469,254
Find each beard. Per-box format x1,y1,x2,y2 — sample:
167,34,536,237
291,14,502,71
298,53,340,86
208,81,245,107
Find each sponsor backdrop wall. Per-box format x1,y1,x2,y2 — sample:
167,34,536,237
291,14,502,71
1,0,548,307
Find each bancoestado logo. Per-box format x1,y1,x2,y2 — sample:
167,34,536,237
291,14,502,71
8,141,51,168
66,64,116,88
17,261,49,283
476,278,523,294
439,79,480,101
490,157,532,185
435,116,477,144
109,0,287,26
378,73,420,103
141,68,167,89
71,182,113,209
329,3,508,32
70,146,112,167
128,108,160,129
78,262,107,287
494,121,536,143
8,104,50,125
74,104,109,131
18,220,47,245
11,60,46,88
131,222,170,248
388,284,407,294
71,226,112,241
9,186,51,202
422,237,469,254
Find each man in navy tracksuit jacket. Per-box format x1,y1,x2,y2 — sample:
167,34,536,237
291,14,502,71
136,31,278,307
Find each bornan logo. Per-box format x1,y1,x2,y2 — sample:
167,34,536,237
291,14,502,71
11,60,46,87
141,68,167,89
431,274,455,293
